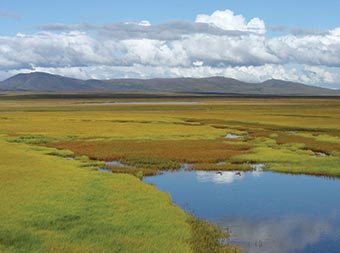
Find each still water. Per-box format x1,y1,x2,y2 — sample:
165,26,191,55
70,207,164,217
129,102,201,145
144,169,340,253
90,101,199,105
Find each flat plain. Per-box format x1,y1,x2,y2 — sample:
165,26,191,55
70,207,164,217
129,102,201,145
1,93,340,252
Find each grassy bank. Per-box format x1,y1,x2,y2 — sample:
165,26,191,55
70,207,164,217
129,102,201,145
0,138,237,252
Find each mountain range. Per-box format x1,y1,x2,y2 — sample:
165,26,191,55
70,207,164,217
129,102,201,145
0,72,339,96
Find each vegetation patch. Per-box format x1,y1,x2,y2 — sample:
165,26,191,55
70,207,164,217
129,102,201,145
49,139,250,163
2,96,340,252
0,140,194,252
276,133,340,154
120,156,181,170
232,140,340,177
7,135,56,144
188,217,242,253
105,164,158,177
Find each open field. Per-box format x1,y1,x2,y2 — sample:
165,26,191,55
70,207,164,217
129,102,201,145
1,94,340,252
1,94,340,177
0,94,249,252
0,139,194,252
0,136,238,253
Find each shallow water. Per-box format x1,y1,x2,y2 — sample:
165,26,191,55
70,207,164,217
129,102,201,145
98,168,112,173
63,157,75,160
106,161,126,167
90,101,199,105
144,170,340,253
225,133,242,139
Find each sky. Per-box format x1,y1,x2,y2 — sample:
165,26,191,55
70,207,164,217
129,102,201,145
1,0,340,88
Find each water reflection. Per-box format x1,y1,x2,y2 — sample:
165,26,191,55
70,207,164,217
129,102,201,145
98,168,112,173
196,164,265,185
144,169,340,253
89,101,199,105
197,171,245,184
106,160,126,167
222,215,340,253
225,133,242,139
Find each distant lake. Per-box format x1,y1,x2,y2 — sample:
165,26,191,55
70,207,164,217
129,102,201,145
88,101,199,105
144,170,340,253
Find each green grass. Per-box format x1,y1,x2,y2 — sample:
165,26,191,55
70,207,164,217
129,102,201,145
105,165,158,177
0,138,237,252
2,95,340,252
188,217,241,253
121,157,181,170
0,139,194,252
7,135,56,144
232,138,340,177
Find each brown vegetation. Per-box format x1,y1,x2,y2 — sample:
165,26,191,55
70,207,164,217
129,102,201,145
276,134,340,154
49,139,251,167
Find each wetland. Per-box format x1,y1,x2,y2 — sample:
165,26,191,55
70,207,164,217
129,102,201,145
1,94,340,252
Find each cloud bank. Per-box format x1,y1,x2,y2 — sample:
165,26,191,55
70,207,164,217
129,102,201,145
1,9,340,88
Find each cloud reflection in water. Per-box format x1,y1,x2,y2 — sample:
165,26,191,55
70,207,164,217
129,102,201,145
221,214,340,253
196,171,245,184
196,164,264,185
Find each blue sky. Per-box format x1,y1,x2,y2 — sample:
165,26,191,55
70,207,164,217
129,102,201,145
1,0,339,35
1,0,340,88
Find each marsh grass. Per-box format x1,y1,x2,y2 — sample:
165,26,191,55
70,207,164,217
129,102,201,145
233,140,340,177
0,140,192,252
45,148,74,158
49,139,251,166
188,217,242,253
121,157,181,170
2,96,340,252
0,139,239,253
106,164,158,177
7,134,56,144
277,133,340,154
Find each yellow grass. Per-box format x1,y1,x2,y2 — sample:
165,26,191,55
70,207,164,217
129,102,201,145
0,139,194,252
1,94,340,252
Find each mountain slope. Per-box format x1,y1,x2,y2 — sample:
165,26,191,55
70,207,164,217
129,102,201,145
0,72,88,92
0,72,339,95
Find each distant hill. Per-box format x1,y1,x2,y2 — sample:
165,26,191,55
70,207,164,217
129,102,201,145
0,72,339,96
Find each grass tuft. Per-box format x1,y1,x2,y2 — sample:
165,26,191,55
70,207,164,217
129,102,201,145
188,217,242,253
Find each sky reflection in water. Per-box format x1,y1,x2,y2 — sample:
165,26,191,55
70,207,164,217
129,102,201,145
144,169,340,253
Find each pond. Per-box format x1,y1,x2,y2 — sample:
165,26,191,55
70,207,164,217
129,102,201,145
144,169,340,253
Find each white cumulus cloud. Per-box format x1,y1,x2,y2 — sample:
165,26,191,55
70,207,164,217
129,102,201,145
1,9,340,89
195,9,266,34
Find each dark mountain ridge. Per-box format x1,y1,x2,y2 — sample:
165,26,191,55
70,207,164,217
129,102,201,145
0,72,339,96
